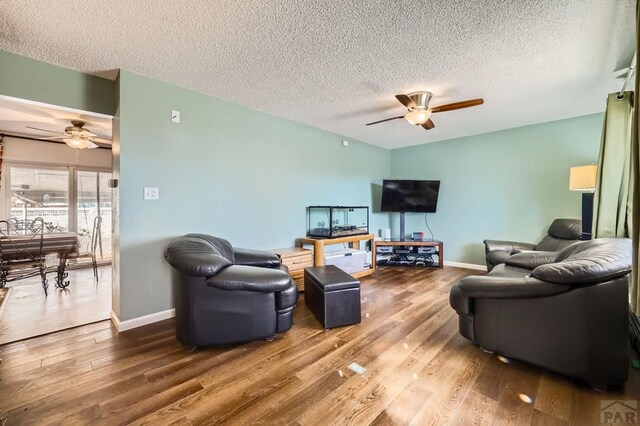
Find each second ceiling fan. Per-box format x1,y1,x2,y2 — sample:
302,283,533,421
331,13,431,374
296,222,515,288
27,120,110,149
366,91,484,131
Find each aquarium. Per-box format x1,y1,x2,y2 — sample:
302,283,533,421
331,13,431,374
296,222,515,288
307,206,369,238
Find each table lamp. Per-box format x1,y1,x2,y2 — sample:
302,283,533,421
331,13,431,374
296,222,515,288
569,164,597,239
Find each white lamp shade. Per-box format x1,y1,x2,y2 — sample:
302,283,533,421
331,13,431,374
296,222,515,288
569,165,597,191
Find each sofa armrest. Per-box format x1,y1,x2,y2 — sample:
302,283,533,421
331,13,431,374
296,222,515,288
233,248,282,267
206,265,292,292
484,239,536,254
505,251,559,270
457,275,570,299
485,250,512,270
276,282,299,310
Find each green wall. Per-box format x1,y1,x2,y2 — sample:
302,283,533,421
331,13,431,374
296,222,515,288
0,50,116,115
389,114,603,265
0,50,605,320
117,71,390,320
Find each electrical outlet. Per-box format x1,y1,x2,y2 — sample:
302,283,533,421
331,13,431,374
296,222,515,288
171,110,180,123
144,187,159,200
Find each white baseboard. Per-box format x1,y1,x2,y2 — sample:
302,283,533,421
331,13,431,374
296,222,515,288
110,308,175,332
443,260,486,271
106,261,483,332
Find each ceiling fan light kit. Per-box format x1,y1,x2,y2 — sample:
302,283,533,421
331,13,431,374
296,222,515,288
405,109,432,125
63,136,97,150
366,90,484,131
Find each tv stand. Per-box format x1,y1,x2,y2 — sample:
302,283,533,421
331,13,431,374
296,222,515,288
373,239,443,269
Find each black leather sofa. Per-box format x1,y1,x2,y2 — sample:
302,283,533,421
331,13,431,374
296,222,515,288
483,218,582,271
164,234,298,347
450,238,631,386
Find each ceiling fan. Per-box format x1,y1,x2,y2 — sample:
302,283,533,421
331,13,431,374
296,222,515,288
26,120,110,149
366,91,484,131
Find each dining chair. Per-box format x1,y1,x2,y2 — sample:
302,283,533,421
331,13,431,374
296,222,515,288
68,216,102,282
0,217,48,294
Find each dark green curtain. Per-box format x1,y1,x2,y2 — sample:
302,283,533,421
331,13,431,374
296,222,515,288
592,93,633,239
630,0,639,316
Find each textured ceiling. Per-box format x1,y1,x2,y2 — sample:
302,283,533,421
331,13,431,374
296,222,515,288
0,0,635,149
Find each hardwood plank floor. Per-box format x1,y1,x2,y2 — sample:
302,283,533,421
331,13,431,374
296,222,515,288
0,266,638,425
0,266,111,345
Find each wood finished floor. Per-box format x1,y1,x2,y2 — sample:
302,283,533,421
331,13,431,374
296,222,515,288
0,266,111,345
0,266,638,425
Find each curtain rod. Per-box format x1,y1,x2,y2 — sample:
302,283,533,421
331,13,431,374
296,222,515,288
617,52,637,99
0,132,112,150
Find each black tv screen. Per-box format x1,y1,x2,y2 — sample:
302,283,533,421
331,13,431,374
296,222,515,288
380,179,440,213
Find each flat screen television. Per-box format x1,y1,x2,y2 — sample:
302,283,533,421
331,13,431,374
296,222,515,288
380,179,441,213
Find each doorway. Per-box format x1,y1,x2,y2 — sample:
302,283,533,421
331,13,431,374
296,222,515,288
75,169,112,261
0,96,113,344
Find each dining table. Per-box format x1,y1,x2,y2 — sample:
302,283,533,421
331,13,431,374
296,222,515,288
0,231,79,295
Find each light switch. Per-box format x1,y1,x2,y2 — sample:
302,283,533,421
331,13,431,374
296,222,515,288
171,110,180,123
144,187,159,200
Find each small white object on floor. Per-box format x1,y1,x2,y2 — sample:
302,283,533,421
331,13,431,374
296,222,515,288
348,362,366,374
497,355,510,364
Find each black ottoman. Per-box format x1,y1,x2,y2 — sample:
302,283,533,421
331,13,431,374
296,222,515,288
304,265,361,329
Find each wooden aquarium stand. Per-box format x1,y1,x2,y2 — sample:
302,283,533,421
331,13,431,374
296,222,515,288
297,233,376,279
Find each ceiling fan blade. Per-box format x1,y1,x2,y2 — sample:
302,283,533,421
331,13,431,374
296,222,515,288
79,129,97,138
39,136,65,140
431,98,484,113
89,136,112,144
421,119,435,130
365,115,405,126
26,126,65,135
395,94,417,110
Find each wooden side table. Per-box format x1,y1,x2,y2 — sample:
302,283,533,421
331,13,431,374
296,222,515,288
271,247,313,291
298,233,376,279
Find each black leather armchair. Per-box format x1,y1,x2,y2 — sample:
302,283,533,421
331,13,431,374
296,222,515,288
450,238,631,385
164,234,298,346
483,218,582,271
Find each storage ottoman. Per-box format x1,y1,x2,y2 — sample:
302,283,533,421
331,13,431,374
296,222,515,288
304,265,361,329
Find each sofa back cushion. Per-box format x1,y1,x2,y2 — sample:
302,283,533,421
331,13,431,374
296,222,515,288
531,238,632,284
185,233,235,262
534,235,580,252
164,235,233,277
534,219,582,251
547,218,582,239
535,219,582,251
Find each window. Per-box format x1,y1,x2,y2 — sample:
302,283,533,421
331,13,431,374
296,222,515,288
9,166,69,232
3,163,112,260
